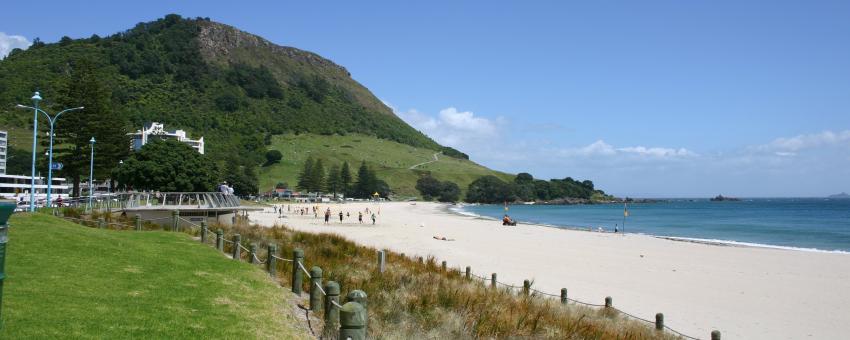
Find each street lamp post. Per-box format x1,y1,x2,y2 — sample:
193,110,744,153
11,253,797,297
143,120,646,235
15,92,83,210
26,92,40,212
88,137,96,211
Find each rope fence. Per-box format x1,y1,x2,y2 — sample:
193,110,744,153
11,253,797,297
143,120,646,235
55,210,716,340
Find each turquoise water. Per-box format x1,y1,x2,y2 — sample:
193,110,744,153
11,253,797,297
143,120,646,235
456,198,850,252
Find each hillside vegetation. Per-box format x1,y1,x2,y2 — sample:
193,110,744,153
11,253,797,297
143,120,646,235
0,14,439,172
0,213,308,339
259,133,514,197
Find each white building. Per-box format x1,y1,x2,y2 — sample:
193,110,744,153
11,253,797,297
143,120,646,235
0,174,70,204
0,130,7,175
129,122,204,154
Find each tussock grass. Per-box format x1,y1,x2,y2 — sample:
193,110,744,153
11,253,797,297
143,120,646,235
220,221,681,339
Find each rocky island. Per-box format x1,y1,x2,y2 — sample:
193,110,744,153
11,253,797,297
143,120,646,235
710,195,741,201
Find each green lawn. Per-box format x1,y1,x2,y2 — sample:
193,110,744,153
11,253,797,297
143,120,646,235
0,213,308,339
259,133,515,197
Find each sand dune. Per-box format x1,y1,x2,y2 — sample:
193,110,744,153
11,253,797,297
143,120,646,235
249,201,850,340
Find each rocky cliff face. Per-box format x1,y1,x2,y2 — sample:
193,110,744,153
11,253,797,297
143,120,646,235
195,21,394,116
196,21,349,75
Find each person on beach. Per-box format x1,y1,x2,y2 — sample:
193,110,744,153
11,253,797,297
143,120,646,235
339,211,344,223
358,212,363,224
433,235,455,241
371,213,376,225
324,208,331,224
502,214,516,226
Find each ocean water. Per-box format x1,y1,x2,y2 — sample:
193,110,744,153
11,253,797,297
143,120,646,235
456,198,850,253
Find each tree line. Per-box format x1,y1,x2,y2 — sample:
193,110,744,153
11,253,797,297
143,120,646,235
465,173,602,203
416,172,605,204
296,157,390,199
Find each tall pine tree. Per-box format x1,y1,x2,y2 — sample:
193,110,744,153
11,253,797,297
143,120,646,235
353,161,377,198
310,158,326,193
297,156,314,191
326,164,341,197
54,58,129,196
340,161,352,195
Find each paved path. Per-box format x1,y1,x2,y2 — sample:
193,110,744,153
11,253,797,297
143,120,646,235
408,152,440,170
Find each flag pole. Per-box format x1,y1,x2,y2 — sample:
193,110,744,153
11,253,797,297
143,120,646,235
622,202,628,234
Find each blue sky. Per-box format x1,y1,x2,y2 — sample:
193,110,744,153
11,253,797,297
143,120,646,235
3,1,849,197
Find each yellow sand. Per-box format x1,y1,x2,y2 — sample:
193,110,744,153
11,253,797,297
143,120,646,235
249,201,850,340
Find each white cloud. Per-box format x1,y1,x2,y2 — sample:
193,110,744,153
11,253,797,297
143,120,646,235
0,32,31,59
617,146,695,157
437,107,497,133
389,102,502,150
558,140,694,159
763,130,850,152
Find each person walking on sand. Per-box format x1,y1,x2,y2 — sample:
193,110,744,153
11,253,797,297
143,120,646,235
371,213,376,225
324,208,331,224
339,211,343,223
358,212,363,224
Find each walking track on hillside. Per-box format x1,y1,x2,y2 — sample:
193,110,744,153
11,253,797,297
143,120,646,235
409,152,441,170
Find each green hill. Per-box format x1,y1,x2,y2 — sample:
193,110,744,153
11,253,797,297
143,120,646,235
0,14,440,168
0,213,308,339
260,133,514,197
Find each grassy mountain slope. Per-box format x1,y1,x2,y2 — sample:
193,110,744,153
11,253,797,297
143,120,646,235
260,133,514,197
0,14,439,169
1,213,307,339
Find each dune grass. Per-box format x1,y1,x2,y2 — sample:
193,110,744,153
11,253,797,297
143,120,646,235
258,133,515,197
217,219,682,339
0,213,309,339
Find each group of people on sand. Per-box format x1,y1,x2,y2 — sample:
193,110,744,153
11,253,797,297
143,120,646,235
272,204,292,218
322,208,376,225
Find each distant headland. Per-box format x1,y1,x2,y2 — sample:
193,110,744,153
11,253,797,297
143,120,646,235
828,192,850,199
710,195,740,202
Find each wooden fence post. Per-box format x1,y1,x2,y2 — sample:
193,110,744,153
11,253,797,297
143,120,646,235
134,214,141,231
711,330,721,340
346,290,368,309
249,243,258,264
323,281,340,338
292,248,304,294
441,260,447,272
377,250,385,273
309,266,323,311
560,288,568,304
215,229,224,251
339,301,367,340
267,244,277,277
171,210,179,232
605,296,612,308
465,266,471,280
231,234,241,260
200,221,207,243
491,273,497,289
523,280,530,296
655,313,664,331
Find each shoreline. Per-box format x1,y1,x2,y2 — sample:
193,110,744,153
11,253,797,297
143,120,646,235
449,203,850,255
249,201,850,339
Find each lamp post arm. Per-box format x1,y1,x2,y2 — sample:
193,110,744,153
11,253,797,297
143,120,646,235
54,107,84,121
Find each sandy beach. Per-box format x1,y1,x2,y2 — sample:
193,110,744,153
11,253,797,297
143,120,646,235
249,201,850,339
